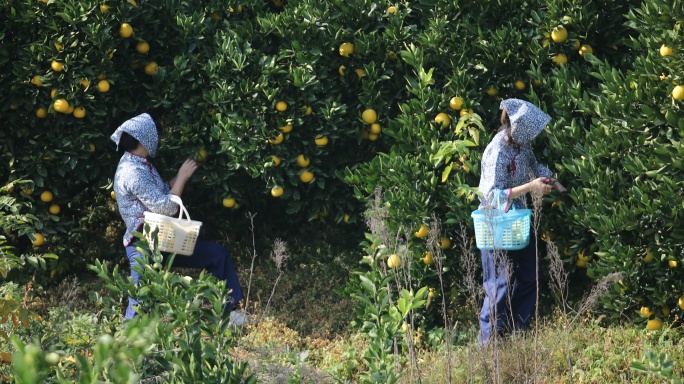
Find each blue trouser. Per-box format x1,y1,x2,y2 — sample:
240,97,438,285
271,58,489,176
125,239,245,319
477,241,542,344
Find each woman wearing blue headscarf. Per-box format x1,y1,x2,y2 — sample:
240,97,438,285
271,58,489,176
477,99,566,344
111,113,245,323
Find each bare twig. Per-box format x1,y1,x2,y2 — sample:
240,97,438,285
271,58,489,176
243,212,258,316
263,238,289,316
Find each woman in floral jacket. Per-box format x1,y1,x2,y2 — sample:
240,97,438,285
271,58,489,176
111,113,244,322
477,99,566,344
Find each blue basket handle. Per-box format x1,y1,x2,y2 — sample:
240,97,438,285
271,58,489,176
490,190,514,212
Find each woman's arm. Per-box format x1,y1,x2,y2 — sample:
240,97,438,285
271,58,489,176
509,177,553,199
169,159,199,196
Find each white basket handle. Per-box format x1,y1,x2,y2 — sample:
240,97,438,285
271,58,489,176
169,195,192,222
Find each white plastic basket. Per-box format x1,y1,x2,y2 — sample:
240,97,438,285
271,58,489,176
143,195,202,256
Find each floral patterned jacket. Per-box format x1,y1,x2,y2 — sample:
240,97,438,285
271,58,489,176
478,99,554,212
111,113,178,246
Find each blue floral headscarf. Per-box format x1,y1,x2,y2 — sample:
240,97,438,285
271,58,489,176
500,99,551,144
110,113,159,157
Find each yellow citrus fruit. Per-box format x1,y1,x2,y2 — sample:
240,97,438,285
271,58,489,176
570,39,581,50
32,233,45,246
23,187,33,195
272,155,281,166
640,306,655,317
660,45,674,57
421,251,434,265
370,123,382,134
660,305,671,316
66,105,74,114
387,254,401,268
552,53,568,66
646,318,663,331
296,154,310,167
97,80,110,92
551,26,568,43
315,135,329,147
89,143,96,152
276,101,287,111
343,213,350,223
196,148,208,162
136,41,150,54
486,87,499,96
79,78,90,88
299,170,314,183
414,224,429,239
304,105,313,115
438,237,451,249
459,108,473,117
338,65,346,76
579,44,593,56
672,85,684,101
40,190,53,202
97,73,106,80
73,107,86,119
51,61,64,72
355,68,365,78
222,197,236,208
128,0,137,6
514,80,526,91
110,190,116,199
50,88,58,98
577,249,591,262
644,249,654,263
449,96,463,110
386,6,398,15
668,260,678,268
31,75,43,86
53,99,69,113
100,4,110,13
575,258,587,268
54,42,63,51
678,296,684,310
532,79,541,87
279,125,293,133
268,133,284,145
144,61,159,75
271,186,284,197
361,108,377,124
119,23,134,38
367,133,379,141
36,108,48,118
541,38,550,47
339,42,354,57
434,112,451,127
48,204,60,215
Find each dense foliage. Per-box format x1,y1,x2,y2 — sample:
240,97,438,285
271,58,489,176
1,0,684,380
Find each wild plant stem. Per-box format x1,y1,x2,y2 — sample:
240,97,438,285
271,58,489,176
243,212,258,317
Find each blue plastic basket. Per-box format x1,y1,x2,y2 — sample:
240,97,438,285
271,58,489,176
471,192,531,251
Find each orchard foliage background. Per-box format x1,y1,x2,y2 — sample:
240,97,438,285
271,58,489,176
1,0,684,354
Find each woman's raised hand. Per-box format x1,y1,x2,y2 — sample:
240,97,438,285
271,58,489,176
529,177,553,195
177,159,199,182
